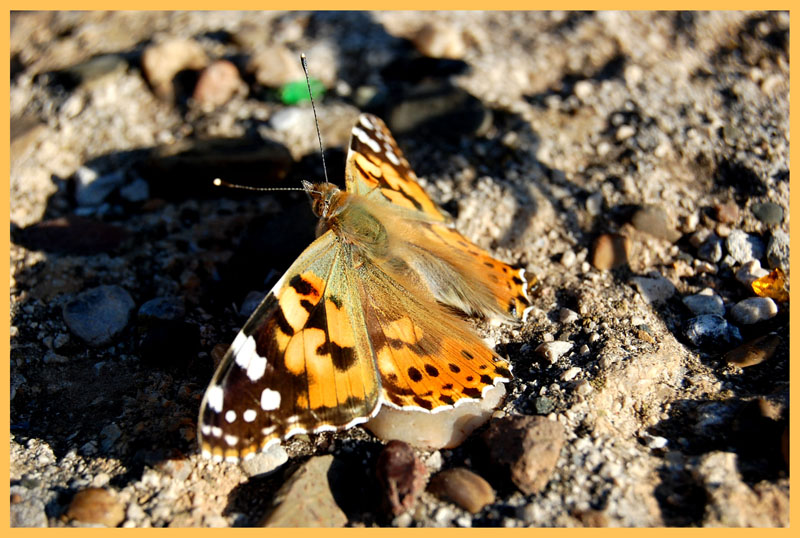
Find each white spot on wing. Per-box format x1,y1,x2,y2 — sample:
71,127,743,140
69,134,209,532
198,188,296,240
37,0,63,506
201,425,212,436
352,126,380,153
207,386,224,412
225,410,237,423
224,434,238,447
261,388,281,411
211,426,222,438
243,409,257,422
385,150,400,166
359,115,374,129
246,353,267,381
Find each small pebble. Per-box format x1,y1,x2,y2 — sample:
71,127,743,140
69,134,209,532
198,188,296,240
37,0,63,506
725,229,765,264
376,440,428,516
240,444,289,477
766,230,789,272
684,314,742,349
239,290,266,318
591,233,630,270
714,201,739,224
141,38,209,100
412,22,466,59
193,59,243,108
66,488,125,527
735,260,769,287
428,468,495,514
724,333,780,367
119,178,150,203
63,285,136,346
560,250,576,268
138,297,185,322
616,125,635,141
631,205,680,241
751,202,783,225
585,192,604,216
630,274,676,305
558,308,579,324
74,167,126,207
697,234,724,263
248,45,304,87
729,297,778,325
682,292,725,316
573,80,593,100
535,341,573,363
561,366,581,381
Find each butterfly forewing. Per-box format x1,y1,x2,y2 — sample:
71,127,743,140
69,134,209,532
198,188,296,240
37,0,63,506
346,114,448,222
198,231,381,461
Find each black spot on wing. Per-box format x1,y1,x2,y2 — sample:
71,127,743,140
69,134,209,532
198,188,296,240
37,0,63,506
462,387,481,398
289,274,319,297
424,364,439,377
413,396,433,410
408,367,423,382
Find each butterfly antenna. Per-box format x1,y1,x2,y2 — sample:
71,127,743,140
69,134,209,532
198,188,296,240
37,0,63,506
300,53,330,184
213,178,315,194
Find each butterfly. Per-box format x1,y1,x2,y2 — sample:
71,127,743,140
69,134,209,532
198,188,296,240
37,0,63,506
198,113,532,462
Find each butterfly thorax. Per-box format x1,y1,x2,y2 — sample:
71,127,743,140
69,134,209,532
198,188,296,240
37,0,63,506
304,181,389,256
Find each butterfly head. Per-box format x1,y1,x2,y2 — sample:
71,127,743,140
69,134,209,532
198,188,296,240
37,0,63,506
302,180,347,221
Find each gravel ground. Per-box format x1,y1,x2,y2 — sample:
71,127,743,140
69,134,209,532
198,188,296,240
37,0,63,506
9,11,789,527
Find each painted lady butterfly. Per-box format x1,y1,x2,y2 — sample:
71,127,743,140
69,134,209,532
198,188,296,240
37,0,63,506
199,113,532,462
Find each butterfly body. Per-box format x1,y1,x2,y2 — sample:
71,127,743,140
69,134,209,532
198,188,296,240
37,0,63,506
199,113,531,462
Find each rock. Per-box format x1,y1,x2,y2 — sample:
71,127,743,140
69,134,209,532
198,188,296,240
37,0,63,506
692,451,789,526
261,455,347,527
63,285,135,346
376,440,428,516
248,45,304,88
766,230,789,272
74,167,126,206
585,192,604,216
560,250,576,268
682,292,725,316
558,308,579,324
66,488,125,527
365,383,506,450
735,260,769,287
697,234,724,263
533,396,555,414
10,486,48,527
481,415,566,495
631,205,680,241
535,341,573,363
725,229,765,264
684,315,742,349
714,201,739,224
193,59,243,108
240,444,289,477
591,233,630,270
58,54,128,90
99,423,122,452
239,290,266,318
751,201,783,225
141,38,209,100
17,215,129,254
137,297,185,322
729,297,778,325
630,274,676,305
413,22,466,59
119,178,150,203
428,467,495,514
269,107,306,133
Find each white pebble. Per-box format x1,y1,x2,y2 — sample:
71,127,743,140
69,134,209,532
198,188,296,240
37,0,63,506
729,297,778,325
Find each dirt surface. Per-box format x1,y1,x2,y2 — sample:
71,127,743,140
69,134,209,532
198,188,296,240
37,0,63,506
9,11,789,527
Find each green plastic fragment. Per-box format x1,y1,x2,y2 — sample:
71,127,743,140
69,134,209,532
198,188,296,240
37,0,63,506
279,78,326,105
